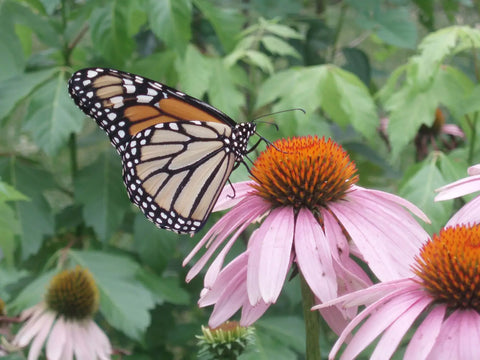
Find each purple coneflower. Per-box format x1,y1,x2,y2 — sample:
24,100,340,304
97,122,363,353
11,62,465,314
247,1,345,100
314,223,480,360
184,136,430,327
435,163,480,225
13,267,111,360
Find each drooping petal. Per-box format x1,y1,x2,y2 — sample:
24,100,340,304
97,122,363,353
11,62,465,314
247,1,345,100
404,305,446,360
246,229,264,305
256,207,295,303
240,300,270,327
435,175,480,201
294,208,337,301
213,181,256,211
369,295,431,360
28,311,56,360
46,317,68,360
14,305,49,347
468,164,480,176
87,321,112,360
184,195,269,281
71,321,95,360
317,304,351,336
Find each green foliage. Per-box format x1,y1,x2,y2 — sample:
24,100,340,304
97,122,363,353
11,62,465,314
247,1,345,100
0,0,479,359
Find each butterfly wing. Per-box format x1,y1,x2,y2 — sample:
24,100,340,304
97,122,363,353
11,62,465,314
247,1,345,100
68,68,250,234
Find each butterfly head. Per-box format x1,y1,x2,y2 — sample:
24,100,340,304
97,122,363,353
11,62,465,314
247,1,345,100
231,122,256,160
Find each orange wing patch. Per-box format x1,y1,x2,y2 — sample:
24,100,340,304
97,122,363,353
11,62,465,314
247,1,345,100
159,98,224,124
124,105,177,136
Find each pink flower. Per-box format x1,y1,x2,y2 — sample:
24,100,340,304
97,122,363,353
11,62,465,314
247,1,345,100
314,224,480,360
184,136,430,327
435,164,480,225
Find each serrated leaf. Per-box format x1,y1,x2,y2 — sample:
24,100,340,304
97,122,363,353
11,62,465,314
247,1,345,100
133,214,177,274
0,68,57,119
22,70,84,156
244,50,274,73
89,0,135,66
261,36,300,58
261,21,303,40
0,159,55,260
193,0,244,52
75,152,131,242
71,250,156,341
147,0,192,51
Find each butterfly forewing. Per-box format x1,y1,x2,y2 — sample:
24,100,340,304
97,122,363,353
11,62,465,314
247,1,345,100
68,67,256,234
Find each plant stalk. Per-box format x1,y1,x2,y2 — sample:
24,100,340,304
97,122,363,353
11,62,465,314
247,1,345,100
300,274,321,360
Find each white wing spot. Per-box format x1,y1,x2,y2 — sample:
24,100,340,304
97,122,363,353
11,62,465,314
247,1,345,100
137,95,153,103
87,70,98,78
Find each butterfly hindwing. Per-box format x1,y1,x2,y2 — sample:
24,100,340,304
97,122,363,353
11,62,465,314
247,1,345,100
68,67,256,234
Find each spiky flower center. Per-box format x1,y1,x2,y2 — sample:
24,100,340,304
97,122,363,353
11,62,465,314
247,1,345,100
413,224,480,311
45,267,99,320
250,136,358,210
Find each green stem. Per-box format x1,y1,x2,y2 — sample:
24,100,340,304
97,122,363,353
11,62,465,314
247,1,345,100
300,274,321,360
69,133,78,179
328,3,348,63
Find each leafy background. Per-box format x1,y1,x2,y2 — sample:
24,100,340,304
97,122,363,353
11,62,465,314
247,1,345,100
0,0,479,359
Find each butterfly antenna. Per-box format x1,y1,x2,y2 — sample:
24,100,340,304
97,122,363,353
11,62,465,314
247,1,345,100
252,108,306,122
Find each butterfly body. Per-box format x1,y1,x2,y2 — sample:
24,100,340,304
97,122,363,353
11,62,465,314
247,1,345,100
68,68,255,234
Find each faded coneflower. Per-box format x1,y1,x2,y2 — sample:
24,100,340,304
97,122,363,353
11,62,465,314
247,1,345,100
13,267,111,360
435,163,480,225
184,136,430,327
315,223,480,360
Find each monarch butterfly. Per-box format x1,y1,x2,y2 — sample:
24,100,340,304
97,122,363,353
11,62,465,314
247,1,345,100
68,68,257,234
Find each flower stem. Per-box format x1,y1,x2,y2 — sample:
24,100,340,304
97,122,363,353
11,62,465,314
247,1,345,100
300,274,321,360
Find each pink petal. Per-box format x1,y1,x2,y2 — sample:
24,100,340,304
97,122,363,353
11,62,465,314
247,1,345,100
339,288,425,360
294,208,337,301
27,312,56,360
46,317,67,360
435,175,480,201
71,321,95,360
213,181,256,211
404,305,446,360
184,195,269,281
428,309,480,359
14,305,48,347
370,295,431,360
441,123,464,137
87,321,112,360
240,300,270,326
468,164,480,176
329,191,428,281
317,304,351,336
445,195,480,227
257,207,295,303
352,186,430,223
246,229,264,305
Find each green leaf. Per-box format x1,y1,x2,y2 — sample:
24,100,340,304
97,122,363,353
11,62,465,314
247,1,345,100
89,0,135,66
133,214,177,274
193,0,244,52
261,36,300,58
147,0,192,51
374,8,418,49
22,70,84,156
244,50,274,73
175,45,212,98
0,159,55,260
0,2,25,80
71,250,156,341
0,203,18,267
8,270,55,313
136,268,190,305
208,60,246,120
38,0,61,15
75,152,131,242
399,156,449,233
261,20,303,40
0,181,28,202
0,68,57,120
257,316,305,353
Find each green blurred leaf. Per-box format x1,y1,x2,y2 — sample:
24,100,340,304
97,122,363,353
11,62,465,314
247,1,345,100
75,152,131,242
22,70,84,156
71,250,156,341
0,159,55,260
137,269,190,305
89,0,135,66
0,2,25,81
208,60,246,120
342,47,371,86
261,36,300,58
175,45,212,98
147,0,192,51
0,181,28,202
257,316,305,353
133,214,177,274
399,155,449,233
8,270,55,313
193,0,244,52
260,20,303,40
244,50,274,73
374,8,417,49
39,0,61,15
0,203,18,267
0,68,57,120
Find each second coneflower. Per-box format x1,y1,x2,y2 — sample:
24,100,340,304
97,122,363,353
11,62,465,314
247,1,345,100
183,136,430,327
